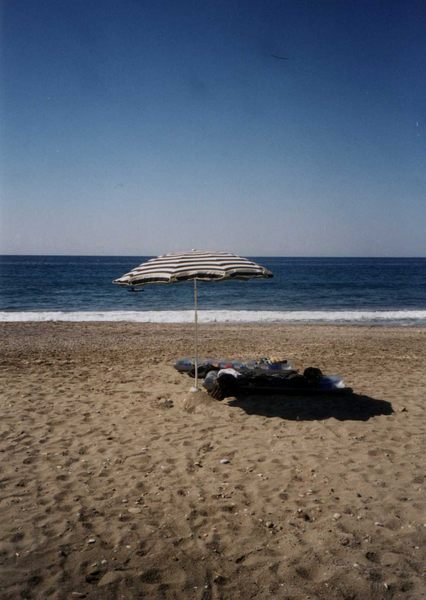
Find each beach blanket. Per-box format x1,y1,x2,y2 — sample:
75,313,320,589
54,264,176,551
174,357,294,378
174,356,350,400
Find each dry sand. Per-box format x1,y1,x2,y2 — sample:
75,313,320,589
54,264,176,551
0,322,425,600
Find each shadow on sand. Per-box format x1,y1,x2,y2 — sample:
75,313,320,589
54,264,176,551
227,392,393,422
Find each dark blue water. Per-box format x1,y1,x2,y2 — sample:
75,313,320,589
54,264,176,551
1,256,425,318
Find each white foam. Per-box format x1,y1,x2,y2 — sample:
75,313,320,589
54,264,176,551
1,310,426,324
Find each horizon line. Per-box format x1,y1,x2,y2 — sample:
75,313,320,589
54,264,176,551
1,253,425,259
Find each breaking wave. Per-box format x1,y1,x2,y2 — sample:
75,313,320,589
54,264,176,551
1,310,426,325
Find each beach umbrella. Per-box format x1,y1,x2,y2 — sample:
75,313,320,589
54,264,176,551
113,250,273,390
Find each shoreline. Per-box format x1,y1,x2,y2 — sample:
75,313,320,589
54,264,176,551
1,309,426,327
1,323,425,599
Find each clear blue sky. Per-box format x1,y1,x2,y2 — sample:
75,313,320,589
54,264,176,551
1,0,425,256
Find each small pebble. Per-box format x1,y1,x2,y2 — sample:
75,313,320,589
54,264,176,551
128,507,142,514
219,458,230,464
333,513,341,520
98,571,123,587
87,538,96,544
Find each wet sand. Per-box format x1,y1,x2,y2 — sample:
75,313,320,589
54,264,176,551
0,323,425,599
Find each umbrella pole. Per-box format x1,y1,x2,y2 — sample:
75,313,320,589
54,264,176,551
193,278,199,391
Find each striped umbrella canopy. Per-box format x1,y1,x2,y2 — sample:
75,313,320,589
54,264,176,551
113,250,273,390
114,250,272,285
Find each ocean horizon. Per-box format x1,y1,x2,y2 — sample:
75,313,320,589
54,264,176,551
1,255,425,325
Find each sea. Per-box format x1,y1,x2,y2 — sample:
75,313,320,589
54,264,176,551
1,256,425,325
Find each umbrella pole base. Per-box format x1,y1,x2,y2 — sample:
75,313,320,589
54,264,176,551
190,386,199,393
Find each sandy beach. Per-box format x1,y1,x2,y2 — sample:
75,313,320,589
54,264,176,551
0,322,425,599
